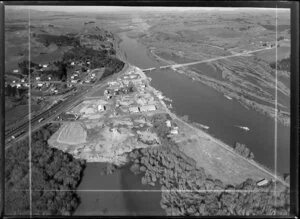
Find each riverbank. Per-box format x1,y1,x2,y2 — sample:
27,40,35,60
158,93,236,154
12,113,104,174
136,67,288,187
149,48,290,127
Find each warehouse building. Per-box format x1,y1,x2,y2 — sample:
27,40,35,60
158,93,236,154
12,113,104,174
139,105,156,112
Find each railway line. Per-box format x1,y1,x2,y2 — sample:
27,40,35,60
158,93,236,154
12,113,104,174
5,62,129,149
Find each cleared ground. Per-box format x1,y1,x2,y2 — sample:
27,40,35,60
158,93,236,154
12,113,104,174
57,122,87,145
48,67,163,165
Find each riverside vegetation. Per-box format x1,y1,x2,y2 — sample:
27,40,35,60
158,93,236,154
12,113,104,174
128,113,290,216
5,124,86,216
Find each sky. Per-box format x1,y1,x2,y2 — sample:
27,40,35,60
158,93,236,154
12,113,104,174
6,6,289,13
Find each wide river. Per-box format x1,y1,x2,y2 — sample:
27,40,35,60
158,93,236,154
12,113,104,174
74,30,290,215
74,163,164,216
117,31,290,175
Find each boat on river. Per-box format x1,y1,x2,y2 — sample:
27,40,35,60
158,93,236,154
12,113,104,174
224,95,232,100
236,125,250,131
199,124,210,130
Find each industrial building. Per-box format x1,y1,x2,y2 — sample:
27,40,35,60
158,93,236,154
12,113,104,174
129,107,140,113
139,105,156,112
98,104,106,112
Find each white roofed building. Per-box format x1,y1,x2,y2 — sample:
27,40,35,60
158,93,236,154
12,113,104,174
166,120,172,128
139,105,156,112
129,107,140,113
98,104,106,112
170,129,178,135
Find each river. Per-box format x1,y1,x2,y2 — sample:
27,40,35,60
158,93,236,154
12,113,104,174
74,30,290,215
74,163,164,216
117,31,290,175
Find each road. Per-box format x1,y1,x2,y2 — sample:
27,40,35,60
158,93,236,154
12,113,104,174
142,47,276,71
9,81,94,87
5,62,129,149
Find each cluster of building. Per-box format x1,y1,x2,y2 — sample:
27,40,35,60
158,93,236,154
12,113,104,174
102,68,160,117
69,60,97,85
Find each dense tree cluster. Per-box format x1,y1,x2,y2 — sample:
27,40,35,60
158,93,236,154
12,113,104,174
5,124,86,216
42,61,68,81
5,84,27,98
18,60,39,75
149,113,173,139
234,142,254,159
36,34,80,47
127,114,290,216
63,46,124,77
270,57,290,72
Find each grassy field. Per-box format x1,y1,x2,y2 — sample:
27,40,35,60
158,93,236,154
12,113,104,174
171,113,287,186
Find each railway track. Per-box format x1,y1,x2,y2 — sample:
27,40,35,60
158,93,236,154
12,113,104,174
5,62,129,148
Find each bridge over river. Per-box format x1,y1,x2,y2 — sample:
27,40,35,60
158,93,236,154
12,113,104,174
142,47,275,72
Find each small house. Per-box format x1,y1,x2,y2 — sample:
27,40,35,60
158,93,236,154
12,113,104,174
97,104,106,112
13,69,19,73
139,105,156,112
166,120,172,128
129,107,140,113
170,129,178,135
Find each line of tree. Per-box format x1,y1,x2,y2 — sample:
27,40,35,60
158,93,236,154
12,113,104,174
62,46,124,76
5,124,86,216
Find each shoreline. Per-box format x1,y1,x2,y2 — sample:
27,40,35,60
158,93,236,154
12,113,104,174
148,48,290,127
135,66,289,187
115,31,288,187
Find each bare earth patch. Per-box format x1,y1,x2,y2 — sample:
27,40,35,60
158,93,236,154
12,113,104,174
57,122,87,145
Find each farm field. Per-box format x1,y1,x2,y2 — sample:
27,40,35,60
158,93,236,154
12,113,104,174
128,9,291,127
